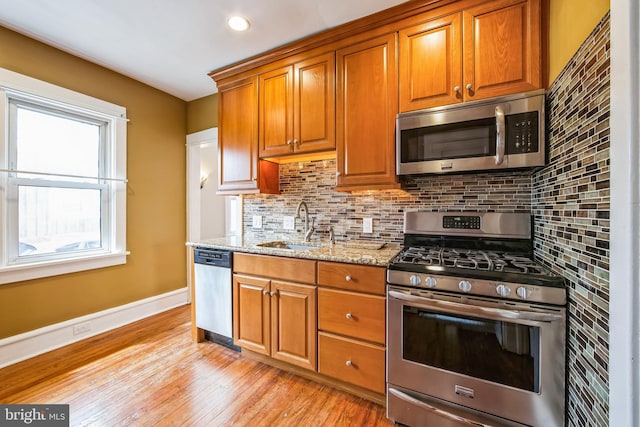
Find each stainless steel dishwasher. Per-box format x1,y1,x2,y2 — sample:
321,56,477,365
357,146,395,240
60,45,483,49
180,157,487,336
193,248,239,351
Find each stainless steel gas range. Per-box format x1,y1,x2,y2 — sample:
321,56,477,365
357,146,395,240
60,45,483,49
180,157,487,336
386,212,566,427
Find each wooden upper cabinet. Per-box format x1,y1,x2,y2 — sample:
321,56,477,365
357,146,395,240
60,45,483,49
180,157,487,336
463,0,541,100
218,76,279,194
259,66,294,157
294,54,336,154
399,13,463,111
398,0,542,111
259,53,335,158
335,33,399,192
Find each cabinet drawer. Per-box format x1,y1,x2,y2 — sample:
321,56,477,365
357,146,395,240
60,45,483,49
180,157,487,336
317,261,385,295
318,288,385,344
234,253,316,284
318,332,385,394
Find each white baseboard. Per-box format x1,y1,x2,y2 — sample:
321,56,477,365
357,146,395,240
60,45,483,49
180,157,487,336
0,287,189,369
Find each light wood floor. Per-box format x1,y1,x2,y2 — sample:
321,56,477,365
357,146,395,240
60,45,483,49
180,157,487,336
0,305,394,426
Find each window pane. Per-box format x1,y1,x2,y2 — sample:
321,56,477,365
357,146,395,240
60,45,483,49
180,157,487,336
16,106,101,178
18,186,102,256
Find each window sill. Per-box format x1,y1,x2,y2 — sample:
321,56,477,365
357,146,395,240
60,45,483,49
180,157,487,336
0,251,130,285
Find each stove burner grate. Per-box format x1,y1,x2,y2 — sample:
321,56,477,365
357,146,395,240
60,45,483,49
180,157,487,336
395,246,549,275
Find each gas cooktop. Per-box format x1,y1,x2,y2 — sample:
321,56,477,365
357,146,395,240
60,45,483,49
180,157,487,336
387,211,567,304
389,245,565,288
398,246,549,274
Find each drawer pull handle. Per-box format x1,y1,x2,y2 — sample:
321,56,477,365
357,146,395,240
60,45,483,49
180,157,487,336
346,313,353,319
345,275,352,282
346,360,352,367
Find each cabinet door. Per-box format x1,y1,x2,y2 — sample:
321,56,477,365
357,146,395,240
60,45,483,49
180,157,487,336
233,274,270,355
462,0,541,100
270,280,317,371
336,33,399,191
218,76,260,193
399,13,463,112
293,53,335,154
259,66,294,157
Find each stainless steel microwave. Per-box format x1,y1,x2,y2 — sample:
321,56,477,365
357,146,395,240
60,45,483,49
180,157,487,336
396,90,546,175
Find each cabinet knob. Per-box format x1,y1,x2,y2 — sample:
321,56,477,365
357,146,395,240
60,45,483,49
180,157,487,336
346,313,353,319
345,360,352,367
262,290,269,295
345,275,352,282
294,139,300,145
336,171,341,176
466,83,473,91
286,140,292,145
270,291,277,297
454,85,460,93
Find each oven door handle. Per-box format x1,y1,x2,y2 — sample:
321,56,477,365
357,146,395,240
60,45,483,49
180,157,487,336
388,388,487,427
388,290,564,322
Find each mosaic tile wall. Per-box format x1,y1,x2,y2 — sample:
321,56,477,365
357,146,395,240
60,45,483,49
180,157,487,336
243,164,532,244
532,13,610,427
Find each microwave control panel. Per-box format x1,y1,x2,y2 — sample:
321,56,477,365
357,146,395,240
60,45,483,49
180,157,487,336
506,112,539,154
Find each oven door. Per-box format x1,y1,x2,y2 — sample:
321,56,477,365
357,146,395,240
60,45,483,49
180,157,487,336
387,286,566,427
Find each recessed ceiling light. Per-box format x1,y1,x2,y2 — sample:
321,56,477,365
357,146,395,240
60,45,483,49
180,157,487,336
228,16,250,32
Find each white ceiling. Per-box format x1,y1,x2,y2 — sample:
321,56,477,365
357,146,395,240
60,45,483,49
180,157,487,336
0,0,410,101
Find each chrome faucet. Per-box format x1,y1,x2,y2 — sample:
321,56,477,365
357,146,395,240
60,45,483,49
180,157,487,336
328,226,335,245
295,201,315,242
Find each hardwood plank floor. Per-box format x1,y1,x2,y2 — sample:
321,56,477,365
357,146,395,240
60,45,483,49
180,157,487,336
0,305,394,426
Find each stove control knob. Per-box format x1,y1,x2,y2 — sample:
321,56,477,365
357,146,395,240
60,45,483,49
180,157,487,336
409,275,422,286
496,284,511,297
516,287,531,299
458,280,472,292
425,276,437,288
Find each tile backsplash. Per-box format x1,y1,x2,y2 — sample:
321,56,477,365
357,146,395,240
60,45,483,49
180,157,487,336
244,163,532,244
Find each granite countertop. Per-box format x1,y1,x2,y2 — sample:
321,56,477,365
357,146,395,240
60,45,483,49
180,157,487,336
187,235,402,267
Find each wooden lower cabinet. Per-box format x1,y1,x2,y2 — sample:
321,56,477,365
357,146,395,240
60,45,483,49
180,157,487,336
233,274,271,354
317,263,387,394
233,273,317,371
318,288,385,344
317,261,386,295
271,280,317,370
318,332,386,394
232,253,386,399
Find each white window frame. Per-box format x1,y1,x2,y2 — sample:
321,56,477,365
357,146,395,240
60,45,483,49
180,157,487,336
0,68,128,284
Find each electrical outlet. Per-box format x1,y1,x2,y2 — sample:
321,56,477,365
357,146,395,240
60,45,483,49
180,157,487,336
283,216,295,230
73,322,91,335
363,217,373,233
252,215,263,228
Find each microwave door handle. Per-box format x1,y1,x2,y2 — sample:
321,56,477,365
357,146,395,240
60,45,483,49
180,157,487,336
495,105,505,165
388,290,563,322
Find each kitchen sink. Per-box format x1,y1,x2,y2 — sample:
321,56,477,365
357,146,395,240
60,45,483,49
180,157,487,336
256,241,319,251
